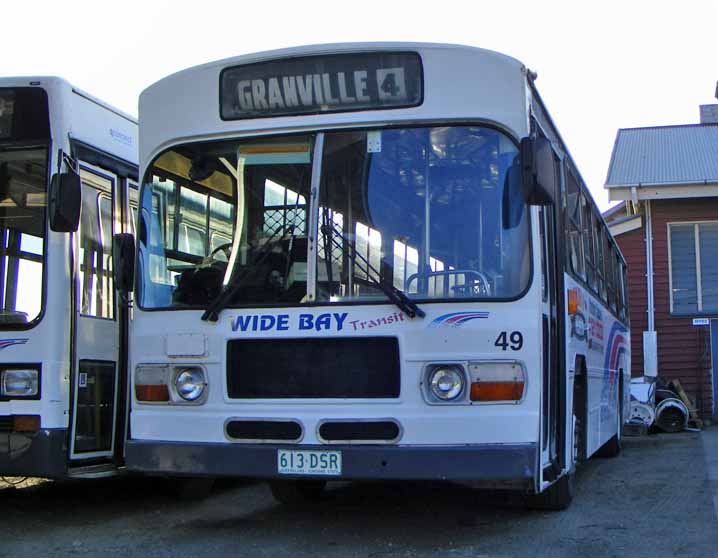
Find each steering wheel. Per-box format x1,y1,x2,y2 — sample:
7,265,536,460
208,242,233,262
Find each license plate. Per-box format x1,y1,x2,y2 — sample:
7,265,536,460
277,449,342,476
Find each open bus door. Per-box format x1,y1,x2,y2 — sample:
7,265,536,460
67,161,134,473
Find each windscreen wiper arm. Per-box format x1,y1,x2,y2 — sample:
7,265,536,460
201,224,286,322
322,220,424,319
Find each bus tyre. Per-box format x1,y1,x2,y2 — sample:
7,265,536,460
525,473,574,511
269,479,326,506
170,477,215,501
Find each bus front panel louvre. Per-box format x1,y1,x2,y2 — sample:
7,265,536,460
226,337,400,399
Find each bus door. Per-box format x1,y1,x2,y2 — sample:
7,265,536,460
113,179,138,462
537,136,565,484
540,205,559,470
68,165,122,463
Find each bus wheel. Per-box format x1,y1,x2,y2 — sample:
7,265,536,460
169,477,215,500
269,479,326,506
525,473,574,511
597,387,623,458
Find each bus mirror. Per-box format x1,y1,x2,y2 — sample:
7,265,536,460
49,171,81,232
113,233,135,293
502,155,525,229
520,136,554,206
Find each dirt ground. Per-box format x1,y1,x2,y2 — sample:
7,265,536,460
1,431,716,558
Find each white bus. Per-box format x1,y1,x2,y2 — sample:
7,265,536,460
0,77,138,479
124,43,630,509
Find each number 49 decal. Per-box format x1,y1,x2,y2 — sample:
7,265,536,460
495,331,523,351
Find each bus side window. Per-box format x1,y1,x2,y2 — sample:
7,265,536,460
539,208,547,302
605,237,617,312
263,179,307,237
595,219,608,302
594,216,607,302
129,182,139,238
616,255,626,320
565,168,583,278
209,196,234,259
178,186,208,256
621,262,628,320
581,193,596,292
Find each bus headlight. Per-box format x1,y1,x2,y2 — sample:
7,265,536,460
1,369,39,397
174,368,207,401
428,365,465,401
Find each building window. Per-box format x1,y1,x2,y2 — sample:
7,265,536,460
669,222,718,314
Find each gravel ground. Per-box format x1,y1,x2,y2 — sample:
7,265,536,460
1,431,716,558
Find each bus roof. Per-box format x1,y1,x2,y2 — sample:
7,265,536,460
0,76,138,168
0,76,136,124
139,42,530,167
157,42,525,83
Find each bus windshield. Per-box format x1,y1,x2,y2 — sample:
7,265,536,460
137,126,530,310
0,146,47,325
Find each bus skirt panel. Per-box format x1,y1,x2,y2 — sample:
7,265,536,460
126,440,537,485
0,428,67,478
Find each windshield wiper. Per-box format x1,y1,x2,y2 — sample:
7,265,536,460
201,223,286,322
321,216,424,319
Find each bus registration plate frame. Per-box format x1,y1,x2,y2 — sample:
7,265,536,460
277,449,342,476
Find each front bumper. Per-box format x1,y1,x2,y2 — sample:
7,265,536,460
0,428,68,478
126,440,537,483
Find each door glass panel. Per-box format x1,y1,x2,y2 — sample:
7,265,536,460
73,360,116,454
79,174,114,318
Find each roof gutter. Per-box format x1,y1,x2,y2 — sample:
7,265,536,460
606,181,718,202
607,179,718,189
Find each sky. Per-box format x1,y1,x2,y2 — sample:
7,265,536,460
2,0,716,210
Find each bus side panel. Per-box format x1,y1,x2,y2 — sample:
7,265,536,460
564,275,628,458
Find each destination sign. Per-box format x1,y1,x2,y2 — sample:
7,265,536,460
0,88,50,141
220,52,423,120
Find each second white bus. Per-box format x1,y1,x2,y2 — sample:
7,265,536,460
123,43,630,509
0,77,138,480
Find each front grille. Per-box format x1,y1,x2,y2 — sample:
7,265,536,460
0,415,13,433
226,420,302,442
318,420,401,442
226,337,400,399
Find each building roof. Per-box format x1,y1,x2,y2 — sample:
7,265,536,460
605,124,718,188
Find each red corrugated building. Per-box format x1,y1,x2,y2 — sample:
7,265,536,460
604,106,718,418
